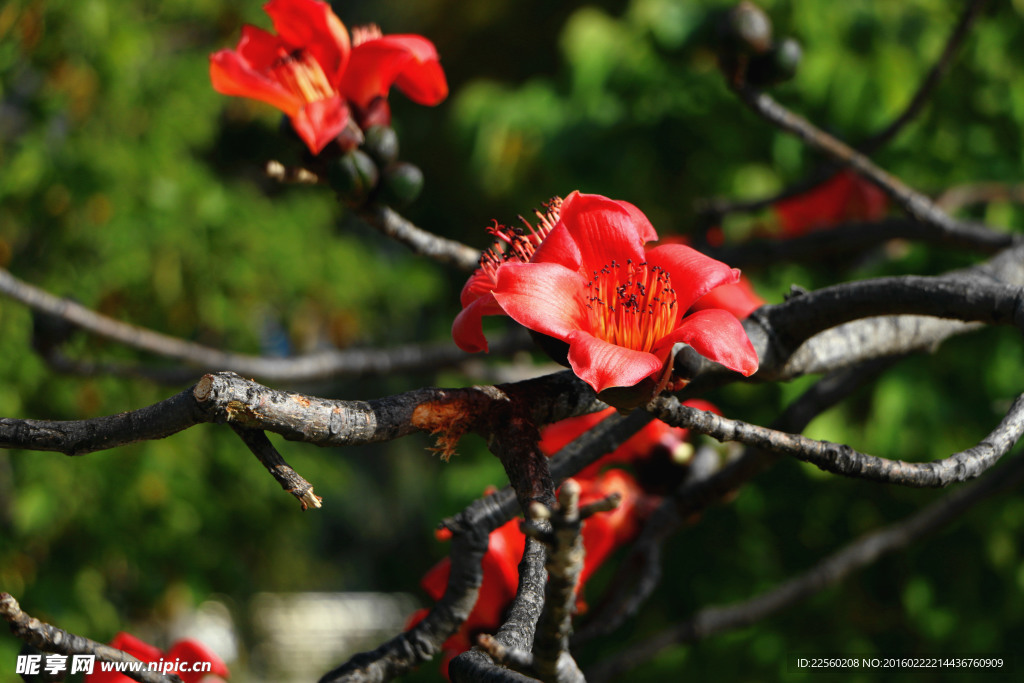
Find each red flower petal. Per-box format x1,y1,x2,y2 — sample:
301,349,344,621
653,308,759,377
644,243,740,313
209,43,303,116
566,329,664,394
452,292,503,353
689,276,764,319
458,268,496,308
492,262,589,341
385,35,449,104
341,35,447,110
264,0,350,84
556,193,650,275
289,95,350,154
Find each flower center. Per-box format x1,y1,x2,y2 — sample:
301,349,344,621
272,48,335,104
478,197,562,284
585,259,678,352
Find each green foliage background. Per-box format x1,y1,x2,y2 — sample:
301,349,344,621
1,0,1023,680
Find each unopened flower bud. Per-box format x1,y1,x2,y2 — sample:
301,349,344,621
326,150,379,204
363,125,399,167
726,1,772,55
379,162,424,207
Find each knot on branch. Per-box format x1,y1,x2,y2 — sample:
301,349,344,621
411,385,509,460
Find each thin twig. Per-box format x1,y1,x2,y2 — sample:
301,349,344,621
3,267,531,384
697,0,988,222
860,0,990,152
731,84,1004,240
357,204,482,272
230,425,322,510
648,393,1024,487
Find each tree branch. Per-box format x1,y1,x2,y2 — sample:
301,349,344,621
3,267,531,384
357,205,482,272
648,392,1024,487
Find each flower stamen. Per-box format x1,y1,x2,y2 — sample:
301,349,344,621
586,260,678,353
477,197,562,284
272,48,335,104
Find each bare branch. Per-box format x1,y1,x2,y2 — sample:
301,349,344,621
0,387,202,455
731,84,1005,240
698,0,989,223
357,204,482,272
1,593,179,683
705,218,1018,270
319,503,493,682
860,0,990,151
3,267,530,384
230,425,322,510
649,393,1024,487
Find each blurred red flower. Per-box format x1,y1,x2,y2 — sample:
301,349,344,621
774,170,888,237
210,0,447,154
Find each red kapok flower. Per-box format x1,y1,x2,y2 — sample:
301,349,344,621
411,473,650,676
85,632,229,683
489,192,759,396
774,170,888,237
210,0,447,155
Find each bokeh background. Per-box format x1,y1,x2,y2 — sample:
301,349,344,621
2,0,1023,680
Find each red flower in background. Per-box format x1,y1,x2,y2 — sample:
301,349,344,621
412,473,649,676
85,632,228,683
774,170,888,237
210,0,447,154
689,274,764,319
488,192,758,395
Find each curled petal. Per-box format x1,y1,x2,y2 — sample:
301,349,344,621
644,243,740,313
653,309,759,377
459,268,497,308
492,262,589,342
566,329,664,394
264,0,351,83
289,95,350,154
452,293,504,353
342,35,447,109
210,45,303,115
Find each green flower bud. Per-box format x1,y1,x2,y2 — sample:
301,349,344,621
363,125,399,167
326,150,379,204
379,162,424,207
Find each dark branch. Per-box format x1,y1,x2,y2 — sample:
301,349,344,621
230,426,322,510
357,204,481,272
860,0,990,152
648,393,1024,487
731,84,1007,241
4,267,531,384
